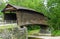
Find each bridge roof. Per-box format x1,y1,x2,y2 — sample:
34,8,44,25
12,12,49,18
1,4,45,16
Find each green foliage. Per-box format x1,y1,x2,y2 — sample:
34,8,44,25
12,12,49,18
9,0,47,14
0,3,5,10
27,25,40,31
27,25,40,35
46,0,60,35
28,29,40,35
47,0,60,31
52,30,60,36
0,3,5,15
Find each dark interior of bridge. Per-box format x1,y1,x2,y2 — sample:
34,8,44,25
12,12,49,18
4,13,17,20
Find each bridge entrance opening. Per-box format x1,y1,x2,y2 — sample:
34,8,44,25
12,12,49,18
4,13,17,23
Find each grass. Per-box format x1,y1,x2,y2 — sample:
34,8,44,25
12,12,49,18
28,29,40,35
0,24,17,39
0,24,17,29
52,30,60,36
28,29,60,36
0,24,60,36
0,24,17,33
0,38,2,39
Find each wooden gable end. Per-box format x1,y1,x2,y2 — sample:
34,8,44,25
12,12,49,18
2,4,17,12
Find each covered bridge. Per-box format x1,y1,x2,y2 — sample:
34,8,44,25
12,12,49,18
2,4,50,33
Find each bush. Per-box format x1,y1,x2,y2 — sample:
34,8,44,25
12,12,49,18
52,30,60,36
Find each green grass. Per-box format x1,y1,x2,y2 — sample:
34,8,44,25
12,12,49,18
28,29,40,35
0,24,17,39
0,24,17,29
52,30,60,36
0,38,2,39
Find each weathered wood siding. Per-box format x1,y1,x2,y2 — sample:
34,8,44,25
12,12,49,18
16,10,47,26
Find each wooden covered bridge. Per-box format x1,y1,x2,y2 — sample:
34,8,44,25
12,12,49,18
2,4,50,34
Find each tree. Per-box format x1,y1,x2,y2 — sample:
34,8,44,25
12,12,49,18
9,0,47,13
45,0,60,35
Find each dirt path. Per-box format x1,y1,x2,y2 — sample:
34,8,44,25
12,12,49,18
29,35,60,39
40,36,60,39
0,23,17,26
